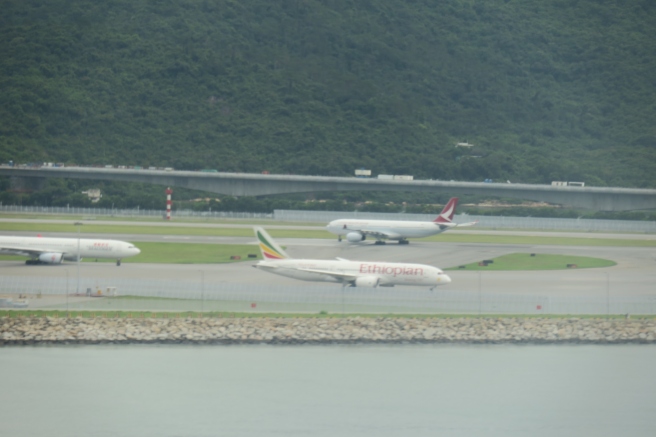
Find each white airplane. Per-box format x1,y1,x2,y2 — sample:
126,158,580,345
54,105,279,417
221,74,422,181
0,235,141,266
252,227,451,289
326,197,477,244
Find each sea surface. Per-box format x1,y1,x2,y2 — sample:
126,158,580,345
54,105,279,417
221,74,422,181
1,344,655,437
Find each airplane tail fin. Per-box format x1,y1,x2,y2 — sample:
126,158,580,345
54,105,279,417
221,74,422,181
254,227,291,260
434,197,459,224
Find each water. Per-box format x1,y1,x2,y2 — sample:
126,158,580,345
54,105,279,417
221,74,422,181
1,345,655,437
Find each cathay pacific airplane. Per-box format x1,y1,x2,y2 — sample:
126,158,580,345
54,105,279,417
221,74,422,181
326,197,477,244
0,235,141,265
252,227,451,289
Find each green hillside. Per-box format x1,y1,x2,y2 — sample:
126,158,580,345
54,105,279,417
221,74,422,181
1,0,655,187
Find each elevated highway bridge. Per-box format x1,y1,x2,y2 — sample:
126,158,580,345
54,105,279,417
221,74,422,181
1,166,655,211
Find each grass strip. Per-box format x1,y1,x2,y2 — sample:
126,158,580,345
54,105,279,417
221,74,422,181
0,222,330,238
447,253,616,271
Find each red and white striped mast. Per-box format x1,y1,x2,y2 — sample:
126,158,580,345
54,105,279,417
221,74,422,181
165,187,173,220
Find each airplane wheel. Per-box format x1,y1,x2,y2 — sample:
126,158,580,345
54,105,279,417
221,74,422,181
116,259,121,266
399,240,410,245
375,241,386,245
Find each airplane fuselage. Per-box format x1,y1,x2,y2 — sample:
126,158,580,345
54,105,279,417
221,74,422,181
0,236,140,261
255,259,451,287
326,219,447,240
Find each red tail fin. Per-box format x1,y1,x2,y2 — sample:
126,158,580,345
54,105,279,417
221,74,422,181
434,198,458,223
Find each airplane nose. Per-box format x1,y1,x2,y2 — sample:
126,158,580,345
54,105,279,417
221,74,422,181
133,247,141,255
437,274,451,284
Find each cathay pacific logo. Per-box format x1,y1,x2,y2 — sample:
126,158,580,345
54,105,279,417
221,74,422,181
440,204,454,220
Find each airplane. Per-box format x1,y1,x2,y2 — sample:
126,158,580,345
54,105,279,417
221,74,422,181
0,235,141,266
252,227,451,289
326,197,477,244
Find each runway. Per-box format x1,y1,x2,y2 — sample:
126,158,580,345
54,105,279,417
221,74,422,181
2,215,656,306
1,237,655,298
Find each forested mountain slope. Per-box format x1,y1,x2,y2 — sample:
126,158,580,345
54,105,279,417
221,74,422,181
1,0,655,187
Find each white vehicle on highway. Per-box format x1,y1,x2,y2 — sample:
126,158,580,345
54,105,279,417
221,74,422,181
252,227,450,289
0,235,140,266
326,197,477,244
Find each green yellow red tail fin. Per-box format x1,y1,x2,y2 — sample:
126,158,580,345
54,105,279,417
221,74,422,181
254,227,290,260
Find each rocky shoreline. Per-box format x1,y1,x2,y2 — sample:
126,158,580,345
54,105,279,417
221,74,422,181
2,316,656,345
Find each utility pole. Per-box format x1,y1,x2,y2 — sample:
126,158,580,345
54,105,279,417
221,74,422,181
200,270,205,312
478,272,482,316
66,269,69,312
606,271,610,316
74,222,83,295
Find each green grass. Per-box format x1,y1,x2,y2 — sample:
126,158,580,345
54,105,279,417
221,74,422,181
1,221,655,246
116,242,261,264
0,222,331,238
0,242,261,264
447,253,616,271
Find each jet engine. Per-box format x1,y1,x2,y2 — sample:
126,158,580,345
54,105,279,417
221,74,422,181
38,253,64,264
354,276,380,288
346,232,365,242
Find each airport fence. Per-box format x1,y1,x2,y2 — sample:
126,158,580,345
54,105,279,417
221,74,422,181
0,205,272,220
1,205,653,233
2,274,655,315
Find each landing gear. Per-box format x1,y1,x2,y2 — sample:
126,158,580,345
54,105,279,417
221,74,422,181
26,259,40,265
398,239,410,245
116,259,121,266
338,236,342,242
374,240,386,245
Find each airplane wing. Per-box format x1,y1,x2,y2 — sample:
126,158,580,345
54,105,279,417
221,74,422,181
454,221,478,228
0,245,55,257
359,229,402,240
437,221,478,230
296,267,359,282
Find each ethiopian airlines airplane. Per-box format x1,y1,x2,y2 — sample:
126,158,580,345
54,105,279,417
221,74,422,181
0,235,141,265
252,227,451,288
326,197,477,244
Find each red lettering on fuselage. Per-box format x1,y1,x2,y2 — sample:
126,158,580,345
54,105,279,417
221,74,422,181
90,242,112,251
359,263,424,277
